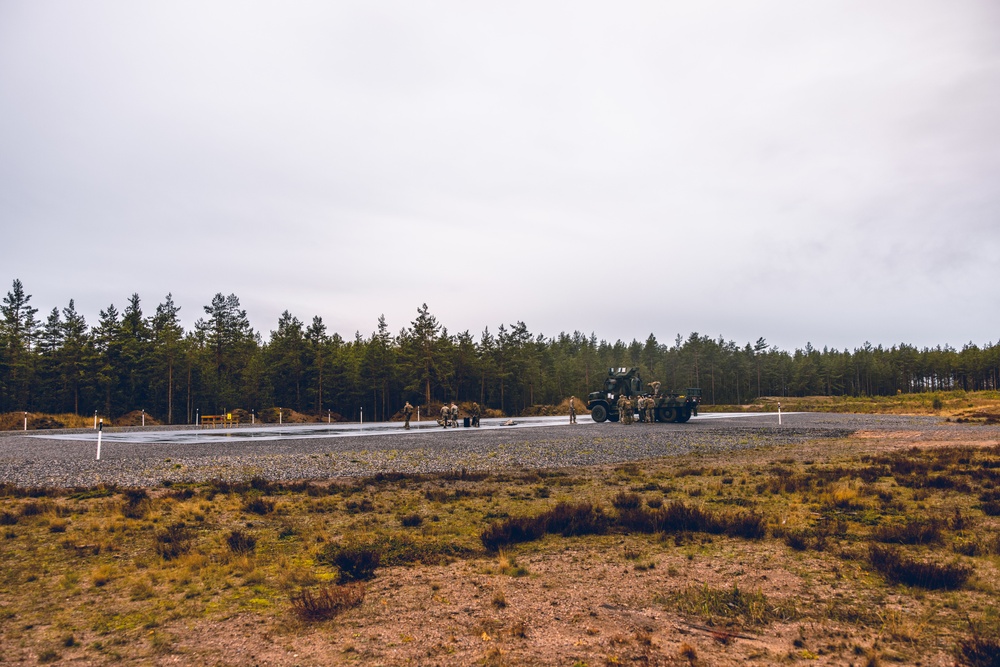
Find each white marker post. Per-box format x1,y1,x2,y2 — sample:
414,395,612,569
24,412,28,431
94,410,98,429
360,407,363,430
278,408,282,425
251,409,255,425
778,402,782,425
96,419,103,460
196,409,200,426
328,410,331,424
417,406,420,423
141,409,145,427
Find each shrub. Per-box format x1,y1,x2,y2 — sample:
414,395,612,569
982,500,1000,517
872,519,942,545
320,544,381,583
155,522,193,560
290,583,365,621
481,515,547,552
868,544,972,590
480,502,608,552
226,529,257,554
612,492,642,510
242,497,275,515
955,625,1000,667
400,513,423,528
785,532,809,551
345,498,375,513
546,502,609,537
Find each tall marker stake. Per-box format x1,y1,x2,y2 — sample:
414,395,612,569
96,419,103,460
778,402,782,426
24,412,27,431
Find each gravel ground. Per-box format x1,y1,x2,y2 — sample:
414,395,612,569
1,413,996,489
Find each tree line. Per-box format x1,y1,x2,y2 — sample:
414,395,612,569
1,279,998,423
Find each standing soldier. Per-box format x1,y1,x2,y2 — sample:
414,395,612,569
644,396,655,424
471,402,481,427
403,401,414,430
440,403,450,428
569,396,577,424
617,394,631,424
450,402,459,427
636,396,646,423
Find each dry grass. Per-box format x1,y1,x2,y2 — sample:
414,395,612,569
1,429,999,664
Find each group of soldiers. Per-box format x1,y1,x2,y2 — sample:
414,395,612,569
616,394,658,424
438,401,482,428
401,400,482,429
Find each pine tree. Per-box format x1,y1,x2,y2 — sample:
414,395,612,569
0,279,40,410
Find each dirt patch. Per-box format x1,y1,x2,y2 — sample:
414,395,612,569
852,430,925,439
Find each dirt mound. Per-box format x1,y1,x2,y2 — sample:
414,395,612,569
116,410,163,427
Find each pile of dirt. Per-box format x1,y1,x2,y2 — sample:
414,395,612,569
116,410,163,427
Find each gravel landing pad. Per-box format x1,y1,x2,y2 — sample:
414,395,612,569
0,413,988,489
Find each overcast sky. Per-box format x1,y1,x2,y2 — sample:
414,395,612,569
2,1,998,352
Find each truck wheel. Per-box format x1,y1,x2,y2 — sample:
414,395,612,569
591,404,608,423
677,407,692,423
657,407,675,423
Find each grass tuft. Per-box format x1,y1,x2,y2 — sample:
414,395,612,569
290,583,365,621
872,518,942,545
226,529,257,554
154,522,193,560
868,544,972,590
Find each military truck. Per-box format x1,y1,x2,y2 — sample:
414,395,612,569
587,367,701,423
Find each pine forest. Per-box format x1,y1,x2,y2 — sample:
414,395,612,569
1,279,999,423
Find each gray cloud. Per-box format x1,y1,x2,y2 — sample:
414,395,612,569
1,0,998,350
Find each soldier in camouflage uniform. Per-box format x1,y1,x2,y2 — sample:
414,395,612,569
569,396,577,424
403,401,414,429
470,402,481,427
440,404,450,428
648,381,661,397
644,396,655,424
617,394,631,424
450,402,459,427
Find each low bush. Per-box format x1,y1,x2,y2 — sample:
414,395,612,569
242,497,275,515
226,529,256,554
612,492,642,510
290,583,365,621
480,502,609,551
981,500,1000,517
868,544,972,590
872,518,942,545
320,544,381,583
155,523,193,560
955,625,1000,667
122,488,150,519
